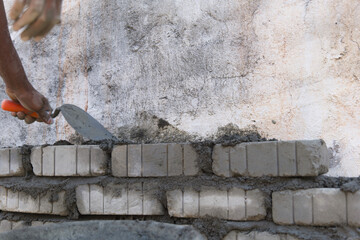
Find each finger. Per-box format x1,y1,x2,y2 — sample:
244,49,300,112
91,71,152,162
9,0,26,20
16,112,26,120
13,0,45,31
33,20,56,41
25,115,36,124
37,98,53,124
21,0,56,41
36,118,43,122
11,112,17,117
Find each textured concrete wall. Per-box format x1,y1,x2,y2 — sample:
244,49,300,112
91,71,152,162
1,0,360,177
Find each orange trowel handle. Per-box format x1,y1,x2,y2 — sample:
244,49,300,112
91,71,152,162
1,100,39,118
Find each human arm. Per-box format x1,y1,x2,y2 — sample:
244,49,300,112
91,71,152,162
0,0,52,124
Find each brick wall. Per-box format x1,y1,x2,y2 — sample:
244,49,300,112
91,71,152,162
0,140,358,240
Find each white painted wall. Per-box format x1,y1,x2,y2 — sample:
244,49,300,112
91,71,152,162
1,0,359,176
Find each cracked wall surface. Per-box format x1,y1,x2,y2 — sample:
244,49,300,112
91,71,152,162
0,0,360,177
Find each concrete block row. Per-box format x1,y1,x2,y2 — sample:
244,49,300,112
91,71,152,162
0,148,24,177
213,140,328,177
273,188,360,226
0,186,68,216
166,188,266,220
223,231,300,240
0,220,54,233
76,183,164,215
31,146,107,176
112,144,199,177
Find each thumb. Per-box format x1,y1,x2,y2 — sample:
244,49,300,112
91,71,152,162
37,98,53,124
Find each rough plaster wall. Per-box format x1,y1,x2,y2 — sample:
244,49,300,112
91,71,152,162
0,0,359,177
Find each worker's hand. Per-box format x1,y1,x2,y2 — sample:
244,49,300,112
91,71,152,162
6,87,53,124
9,0,62,42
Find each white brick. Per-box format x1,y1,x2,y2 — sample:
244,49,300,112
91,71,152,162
313,189,346,226
212,145,230,177
223,231,301,240
199,189,228,218
183,144,199,176
18,192,39,213
143,182,165,215
90,146,107,176
39,192,53,214
128,145,142,176
273,188,347,226
168,144,183,176
296,140,328,176
142,144,167,177
77,146,91,176
30,147,42,175
278,141,296,176
104,184,127,214
223,231,237,240
0,220,12,233
42,146,55,176
246,189,266,220
76,183,163,216
52,191,68,215
111,145,127,177
11,221,27,230
228,188,245,220
0,149,10,176
9,148,23,176
247,142,277,177
89,185,104,214
167,190,183,217
294,191,312,225
184,189,199,218
254,232,281,240
0,186,7,208
272,191,293,225
55,146,76,176
230,144,247,176
76,185,90,214
128,183,143,215
7,189,19,211
348,191,360,227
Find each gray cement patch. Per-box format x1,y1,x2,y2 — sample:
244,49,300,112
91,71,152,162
0,220,206,240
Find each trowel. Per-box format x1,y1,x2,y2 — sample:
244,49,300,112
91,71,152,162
1,99,118,141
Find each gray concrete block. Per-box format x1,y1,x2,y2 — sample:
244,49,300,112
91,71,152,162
167,144,183,176
347,191,360,227
30,147,42,176
89,185,104,214
183,144,199,176
90,146,107,176
0,220,12,233
278,141,296,176
313,188,346,226
128,145,142,177
0,149,10,176
246,189,266,220
55,146,77,176
296,140,328,176
42,146,55,176
228,188,246,220
199,188,228,219
212,145,230,177
230,144,247,176
294,190,312,225
247,142,277,177
77,146,91,176
272,191,293,225
111,145,127,177
142,144,167,177
76,185,90,214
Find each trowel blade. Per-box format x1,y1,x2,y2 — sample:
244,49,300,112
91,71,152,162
60,104,118,141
